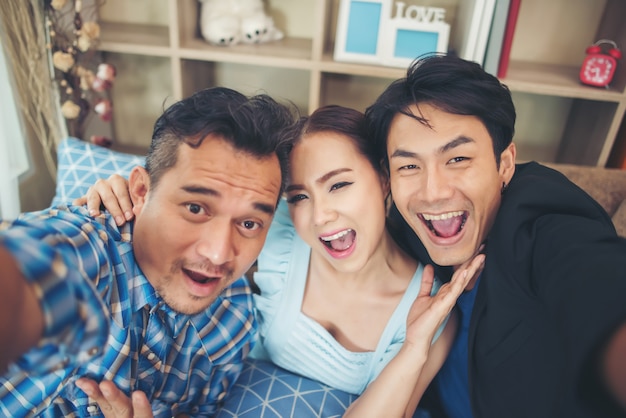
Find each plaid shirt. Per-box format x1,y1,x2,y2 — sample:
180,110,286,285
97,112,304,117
0,206,256,418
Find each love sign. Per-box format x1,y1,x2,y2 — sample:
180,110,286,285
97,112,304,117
334,0,450,68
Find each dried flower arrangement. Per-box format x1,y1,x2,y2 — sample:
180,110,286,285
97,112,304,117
45,0,115,147
0,1,60,178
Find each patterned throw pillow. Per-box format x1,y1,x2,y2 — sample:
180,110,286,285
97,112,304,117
215,359,358,418
52,137,145,207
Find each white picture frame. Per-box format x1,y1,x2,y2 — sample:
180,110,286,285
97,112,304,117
333,0,450,68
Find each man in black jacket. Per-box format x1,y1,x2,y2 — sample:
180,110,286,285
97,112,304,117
366,53,626,418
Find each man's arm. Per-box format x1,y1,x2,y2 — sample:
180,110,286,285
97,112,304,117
0,246,44,372
603,321,626,410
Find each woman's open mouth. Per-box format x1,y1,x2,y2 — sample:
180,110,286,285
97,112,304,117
319,228,356,251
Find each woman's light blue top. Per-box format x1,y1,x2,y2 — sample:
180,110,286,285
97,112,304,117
250,200,447,395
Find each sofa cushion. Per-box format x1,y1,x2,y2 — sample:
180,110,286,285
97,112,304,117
611,200,626,238
546,163,626,237
52,137,144,207
215,358,357,418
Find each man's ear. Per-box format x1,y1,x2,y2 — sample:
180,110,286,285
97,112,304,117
499,142,516,185
129,166,150,216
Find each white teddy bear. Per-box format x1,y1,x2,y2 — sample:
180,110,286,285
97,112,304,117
240,11,284,44
198,0,283,46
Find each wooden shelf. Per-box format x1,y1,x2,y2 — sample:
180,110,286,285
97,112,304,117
100,21,170,51
98,0,626,167
179,37,314,69
504,61,625,101
319,53,406,78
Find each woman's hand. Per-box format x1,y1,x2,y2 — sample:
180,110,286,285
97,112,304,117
404,254,485,354
73,174,133,226
343,254,485,417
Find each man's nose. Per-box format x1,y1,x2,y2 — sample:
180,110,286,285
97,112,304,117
420,167,454,203
196,218,235,266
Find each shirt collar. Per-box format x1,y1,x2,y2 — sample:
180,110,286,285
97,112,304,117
129,269,196,337
130,270,160,314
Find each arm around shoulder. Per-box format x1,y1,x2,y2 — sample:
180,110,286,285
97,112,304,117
602,321,626,411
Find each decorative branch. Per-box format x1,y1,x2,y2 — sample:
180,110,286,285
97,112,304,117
45,0,115,147
0,0,61,178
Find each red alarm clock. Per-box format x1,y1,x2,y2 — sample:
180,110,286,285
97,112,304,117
580,39,622,88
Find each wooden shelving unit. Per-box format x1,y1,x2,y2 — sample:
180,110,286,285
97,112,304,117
98,0,626,167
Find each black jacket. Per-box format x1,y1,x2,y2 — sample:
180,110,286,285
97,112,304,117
390,162,626,418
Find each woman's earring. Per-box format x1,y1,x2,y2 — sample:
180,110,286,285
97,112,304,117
501,182,508,194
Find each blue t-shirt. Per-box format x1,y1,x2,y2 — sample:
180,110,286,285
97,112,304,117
434,275,481,418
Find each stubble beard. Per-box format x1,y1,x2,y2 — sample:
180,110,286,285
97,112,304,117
154,259,235,316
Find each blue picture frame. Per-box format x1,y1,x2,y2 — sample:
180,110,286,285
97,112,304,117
344,1,381,54
395,29,439,59
334,0,391,65
386,20,450,67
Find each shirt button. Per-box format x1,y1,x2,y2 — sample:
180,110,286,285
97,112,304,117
88,347,99,356
52,357,69,371
147,352,156,361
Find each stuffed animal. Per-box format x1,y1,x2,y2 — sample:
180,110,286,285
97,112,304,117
240,12,284,44
198,0,283,46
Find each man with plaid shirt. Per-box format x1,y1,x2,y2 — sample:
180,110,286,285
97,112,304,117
0,87,295,417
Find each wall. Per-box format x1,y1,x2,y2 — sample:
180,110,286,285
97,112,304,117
19,126,56,212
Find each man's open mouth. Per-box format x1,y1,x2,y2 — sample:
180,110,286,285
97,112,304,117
420,211,467,238
183,268,218,285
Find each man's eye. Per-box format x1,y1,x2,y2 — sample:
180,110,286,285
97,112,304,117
399,164,418,171
448,157,468,164
186,203,205,215
286,194,307,204
241,220,261,231
330,181,352,191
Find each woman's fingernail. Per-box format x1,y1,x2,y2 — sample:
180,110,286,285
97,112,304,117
125,211,133,220
115,216,124,225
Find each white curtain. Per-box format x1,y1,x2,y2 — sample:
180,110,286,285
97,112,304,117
0,37,29,219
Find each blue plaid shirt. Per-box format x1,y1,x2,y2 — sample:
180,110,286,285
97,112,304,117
0,206,256,417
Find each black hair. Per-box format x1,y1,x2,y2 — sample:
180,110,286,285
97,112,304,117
145,87,297,198
291,105,383,175
365,53,516,169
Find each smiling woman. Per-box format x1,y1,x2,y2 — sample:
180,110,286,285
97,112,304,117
223,105,484,417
